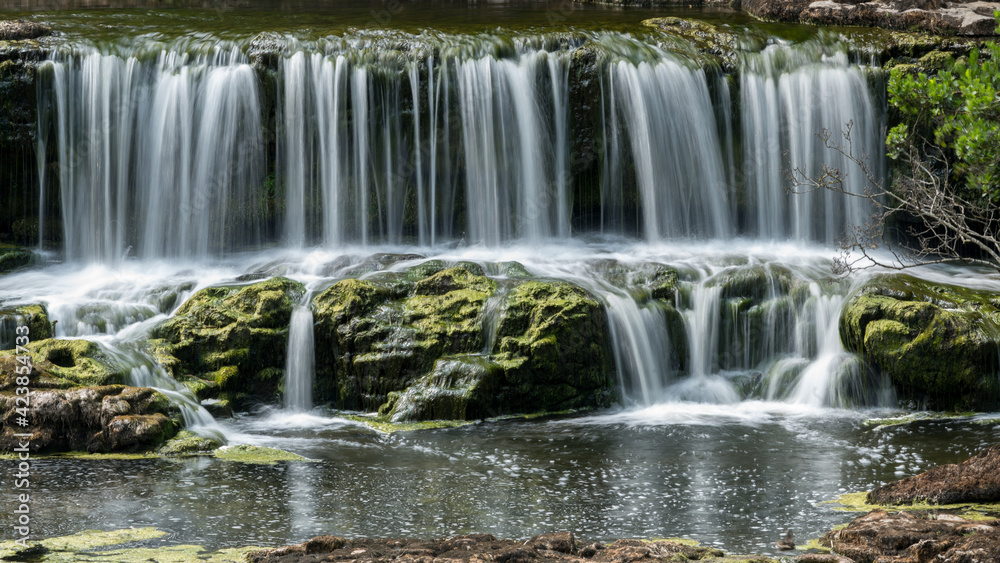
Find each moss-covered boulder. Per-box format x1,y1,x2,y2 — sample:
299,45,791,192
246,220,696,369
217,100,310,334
0,338,125,389
489,281,614,414
0,303,52,349
0,385,178,453
313,266,495,412
0,248,32,273
149,277,304,409
312,261,615,421
158,429,222,455
840,275,1000,410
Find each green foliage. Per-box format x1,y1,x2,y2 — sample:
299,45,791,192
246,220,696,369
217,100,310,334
886,14,1000,200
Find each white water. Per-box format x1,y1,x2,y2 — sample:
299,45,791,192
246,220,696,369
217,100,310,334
36,35,883,258
23,32,902,419
285,304,316,411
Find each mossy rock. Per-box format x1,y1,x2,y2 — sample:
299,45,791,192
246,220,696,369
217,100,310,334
150,277,304,409
0,385,178,453
0,303,52,349
0,338,125,389
315,265,615,421
159,430,222,455
0,248,32,273
312,266,494,411
840,274,1000,410
490,280,615,415
213,444,309,464
388,355,507,421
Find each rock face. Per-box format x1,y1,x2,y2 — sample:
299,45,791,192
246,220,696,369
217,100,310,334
0,385,178,453
840,275,1000,410
150,277,304,408
312,263,615,421
868,443,1000,505
248,533,729,563
823,509,1000,563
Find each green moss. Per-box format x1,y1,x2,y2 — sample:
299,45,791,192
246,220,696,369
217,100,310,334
0,248,32,273
159,430,222,455
343,413,474,433
150,277,304,408
841,275,1000,410
212,444,311,464
0,338,125,388
0,528,257,562
825,491,1000,514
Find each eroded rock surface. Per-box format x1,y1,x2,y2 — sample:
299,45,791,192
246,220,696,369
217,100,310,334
248,533,734,563
0,385,177,452
868,443,1000,505
822,509,1000,562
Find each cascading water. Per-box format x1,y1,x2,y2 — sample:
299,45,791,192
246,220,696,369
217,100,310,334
285,303,316,411
29,30,893,413
36,33,882,255
38,45,265,262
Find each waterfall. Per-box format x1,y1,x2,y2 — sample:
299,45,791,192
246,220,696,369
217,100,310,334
740,46,883,240
608,58,732,240
604,294,674,406
285,304,316,411
129,361,228,443
38,46,265,262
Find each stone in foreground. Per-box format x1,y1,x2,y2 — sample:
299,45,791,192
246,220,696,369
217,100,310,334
247,533,744,563
823,509,1000,562
868,443,1000,505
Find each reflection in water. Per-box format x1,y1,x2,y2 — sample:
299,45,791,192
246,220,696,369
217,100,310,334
27,411,1000,554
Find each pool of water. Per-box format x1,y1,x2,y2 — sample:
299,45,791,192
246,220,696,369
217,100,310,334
1,0,837,44
27,405,1000,554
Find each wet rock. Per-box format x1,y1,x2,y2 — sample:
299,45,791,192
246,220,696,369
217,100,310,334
0,385,177,453
528,532,577,554
149,277,304,409
822,509,1000,562
840,274,1000,410
0,20,51,41
247,534,732,563
743,0,1000,36
868,443,1000,505
312,260,615,421
0,303,51,349
0,248,32,273
0,338,125,389
158,430,222,455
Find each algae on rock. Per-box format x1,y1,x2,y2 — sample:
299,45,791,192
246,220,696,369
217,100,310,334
150,277,305,409
840,274,1000,410
313,262,616,421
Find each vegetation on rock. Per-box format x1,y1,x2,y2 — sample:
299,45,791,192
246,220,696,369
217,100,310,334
839,274,1000,410
150,277,304,408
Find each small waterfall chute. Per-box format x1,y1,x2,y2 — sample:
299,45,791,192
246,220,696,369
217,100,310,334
284,303,316,412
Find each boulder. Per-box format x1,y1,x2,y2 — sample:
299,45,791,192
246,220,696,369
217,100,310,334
840,275,1000,410
312,262,615,421
822,509,1000,563
0,385,177,453
150,277,304,408
868,443,1000,505
0,248,32,273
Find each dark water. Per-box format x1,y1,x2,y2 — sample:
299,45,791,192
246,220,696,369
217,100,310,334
27,407,1000,554
1,0,823,42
